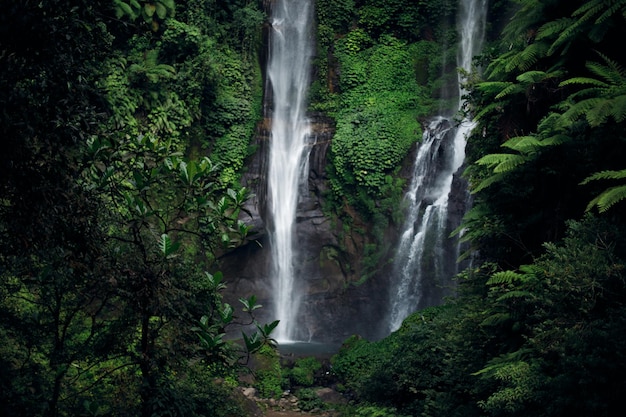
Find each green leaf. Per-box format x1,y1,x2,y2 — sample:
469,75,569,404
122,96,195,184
155,2,167,19
486,270,525,286
206,271,227,291
239,295,262,312
144,3,156,17
220,303,234,324
585,184,626,212
259,320,280,337
158,233,180,258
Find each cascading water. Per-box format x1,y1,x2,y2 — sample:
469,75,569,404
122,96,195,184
266,0,313,342
388,0,488,332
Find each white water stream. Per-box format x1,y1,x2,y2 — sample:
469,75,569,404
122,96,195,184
266,0,313,342
388,0,488,332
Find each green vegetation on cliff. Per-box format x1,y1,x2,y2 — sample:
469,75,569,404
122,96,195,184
2,0,626,416
331,1,626,416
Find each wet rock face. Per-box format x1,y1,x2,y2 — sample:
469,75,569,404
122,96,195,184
220,114,390,343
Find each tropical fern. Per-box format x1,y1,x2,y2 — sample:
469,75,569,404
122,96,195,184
573,0,626,24
581,169,626,212
486,270,526,286
476,153,527,174
549,0,626,54
559,54,626,127
495,82,524,100
510,42,550,72
535,17,575,42
471,171,507,194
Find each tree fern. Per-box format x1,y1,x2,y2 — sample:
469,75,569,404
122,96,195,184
559,54,626,127
476,153,527,174
486,270,526,286
535,18,575,41
473,101,504,121
575,0,626,24
495,82,524,100
610,94,626,122
480,312,512,327
506,42,550,73
471,171,507,193
586,185,626,212
582,170,626,212
478,81,515,96
501,135,541,153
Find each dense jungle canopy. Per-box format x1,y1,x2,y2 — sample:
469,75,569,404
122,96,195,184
1,1,626,416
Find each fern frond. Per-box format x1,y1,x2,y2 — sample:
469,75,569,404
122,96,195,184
586,98,613,126
547,18,582,56
573,0,610,19
540,133,570,147
559,77,608,88
478,81,514,96
581,169,626,184
502,135,541,153
519,264,540,275
586,185,626,212
594,0,626,23
610,95,626,122
480,312,511,327
506,43,549,73
473,102,503,121
560,98,604,124
587,59,626,85
519,42,550,71
476,153,527,173
487,270,525,285
496,290,533,302
516,70,546,84
471,172,507,193
495,83,524,99
536,18,575,41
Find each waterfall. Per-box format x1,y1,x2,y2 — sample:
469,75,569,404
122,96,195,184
388,0,487,332
266,0,313,342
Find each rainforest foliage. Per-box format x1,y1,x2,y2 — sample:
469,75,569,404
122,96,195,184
315,0,457,221
2,0,626,417
330,1,626,416
1,1,271,416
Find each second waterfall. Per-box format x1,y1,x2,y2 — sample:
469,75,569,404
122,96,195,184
266,0,313,342
388,0,488,332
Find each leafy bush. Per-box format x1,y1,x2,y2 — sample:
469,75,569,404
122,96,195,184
289,357,323,387
296,388,326,412
254,345,283,399
329,34,427,218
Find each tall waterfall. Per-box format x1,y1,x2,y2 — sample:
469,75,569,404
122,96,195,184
388,0,488,332
266,0,313,342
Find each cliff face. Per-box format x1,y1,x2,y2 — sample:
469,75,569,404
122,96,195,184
220,114,391,343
